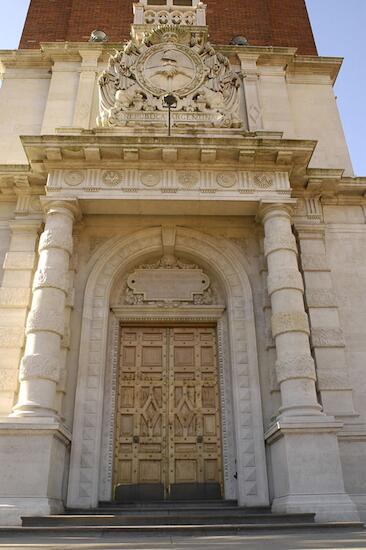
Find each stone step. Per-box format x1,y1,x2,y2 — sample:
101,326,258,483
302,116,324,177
22,511,316,527
96,499,239,509
1,522,363,538
67,504,270,516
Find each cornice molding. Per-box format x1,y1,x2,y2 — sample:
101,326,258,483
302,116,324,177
0,42,342,86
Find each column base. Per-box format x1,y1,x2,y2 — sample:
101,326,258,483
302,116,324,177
272,493,360,523
0,418,71,526
265,416,360,523
0,497,64,526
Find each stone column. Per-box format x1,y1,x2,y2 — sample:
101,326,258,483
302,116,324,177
260,203,359,522
12,199,79,418
261,204,321,417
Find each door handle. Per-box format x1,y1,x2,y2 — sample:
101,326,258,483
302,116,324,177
197,436,203,443
133,436,140,443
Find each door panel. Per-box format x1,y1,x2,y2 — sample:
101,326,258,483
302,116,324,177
114,327,167,496
114,326,223,500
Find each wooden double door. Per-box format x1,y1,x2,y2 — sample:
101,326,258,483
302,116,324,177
114,326,223,501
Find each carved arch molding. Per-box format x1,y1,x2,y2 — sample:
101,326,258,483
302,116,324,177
67,226,269,508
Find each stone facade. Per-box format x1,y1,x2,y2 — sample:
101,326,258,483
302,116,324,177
0,0,365,527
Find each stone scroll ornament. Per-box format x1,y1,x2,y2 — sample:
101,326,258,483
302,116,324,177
98,26,242,129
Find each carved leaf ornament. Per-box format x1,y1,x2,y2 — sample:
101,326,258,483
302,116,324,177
98,25,242,129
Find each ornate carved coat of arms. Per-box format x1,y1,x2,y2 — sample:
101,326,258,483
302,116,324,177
98,26,242,129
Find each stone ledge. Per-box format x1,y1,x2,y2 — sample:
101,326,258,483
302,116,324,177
0,418,71,442
265,416,343,444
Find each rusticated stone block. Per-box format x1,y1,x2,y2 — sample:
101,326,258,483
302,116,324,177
20,353,60,382
264,234,297,257
271,311,310,338
33,267,68,293
0,288,31,308
267,269,304,296
311,328,345,348
276,354,316,383
26,309,64,337
39,229,73,255
0,368,19,391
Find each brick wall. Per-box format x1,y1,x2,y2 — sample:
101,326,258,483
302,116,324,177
19,0,317,55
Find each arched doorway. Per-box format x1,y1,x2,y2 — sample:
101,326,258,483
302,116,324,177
67,226,269,509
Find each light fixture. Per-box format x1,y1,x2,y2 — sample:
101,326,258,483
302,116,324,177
163,94,178,137
89,30,109,43
230,36,248,46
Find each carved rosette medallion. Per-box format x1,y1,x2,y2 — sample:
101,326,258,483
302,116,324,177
140,171,162,187
64,171,85,187
254,173,273,189
177,171,199,188
217,172,237,188
102,171,122,186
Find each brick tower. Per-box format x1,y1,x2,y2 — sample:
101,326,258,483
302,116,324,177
20,0,317,54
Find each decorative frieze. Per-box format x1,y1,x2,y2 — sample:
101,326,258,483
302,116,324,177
48,169,290,198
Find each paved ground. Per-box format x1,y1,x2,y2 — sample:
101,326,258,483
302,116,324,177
0,529,366,550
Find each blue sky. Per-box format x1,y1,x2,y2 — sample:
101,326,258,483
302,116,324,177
0,0,365,175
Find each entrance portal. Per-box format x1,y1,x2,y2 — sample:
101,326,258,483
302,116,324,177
114,326,223,501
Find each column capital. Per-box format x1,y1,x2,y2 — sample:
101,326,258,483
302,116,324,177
294,223,326,241
257,201,296,224
78,48,102,69
40,198,82,222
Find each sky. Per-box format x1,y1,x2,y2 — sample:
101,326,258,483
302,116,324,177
0,0,365,175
